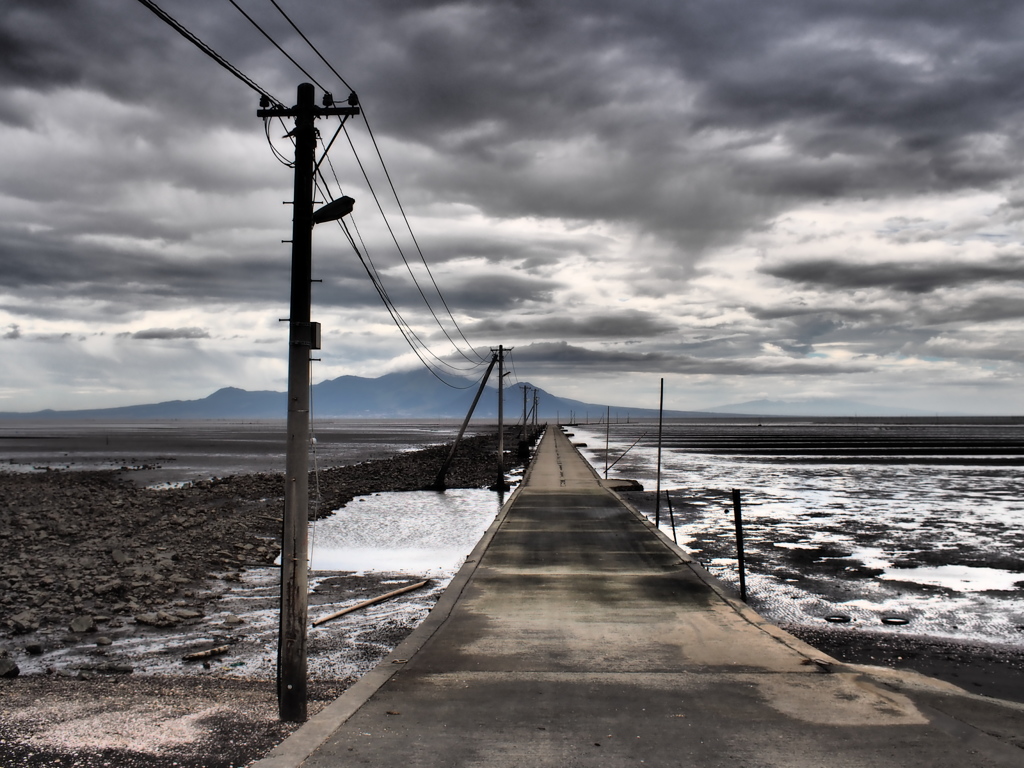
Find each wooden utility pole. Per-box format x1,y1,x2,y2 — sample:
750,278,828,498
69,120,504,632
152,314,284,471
258,83,358,723
521,385,528,443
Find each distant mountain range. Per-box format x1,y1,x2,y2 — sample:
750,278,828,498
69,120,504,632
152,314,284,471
0,370,944,420
0,370,697,421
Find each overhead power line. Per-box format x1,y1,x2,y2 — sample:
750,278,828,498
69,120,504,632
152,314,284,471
340,126,485,365
139,0,487,382
267,0,356,94
256,3,484,364
225,0,329,93
134,0,282,106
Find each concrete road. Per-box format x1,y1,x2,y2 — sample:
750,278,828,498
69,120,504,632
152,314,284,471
256,425,1024,767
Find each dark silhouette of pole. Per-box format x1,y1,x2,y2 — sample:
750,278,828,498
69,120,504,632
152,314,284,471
258,83,358,723
492,345,511,490
521,385,528,442
732,489,748,602
655,378,664,527
604,405,610,479
431,353,497,490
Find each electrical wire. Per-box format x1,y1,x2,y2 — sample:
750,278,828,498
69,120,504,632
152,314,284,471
335,215,479,389
220,2,489,381
315,129,485,376
225,0,329,92
261,2,485,363
342,126,484,365
507,348,521,386
134,0,282,106
266,0,356,94
264,116,296,167
311,166,483,380
359,113,488,363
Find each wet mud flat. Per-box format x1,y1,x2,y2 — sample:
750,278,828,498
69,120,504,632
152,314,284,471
0,426,540,768
621,473,1024,704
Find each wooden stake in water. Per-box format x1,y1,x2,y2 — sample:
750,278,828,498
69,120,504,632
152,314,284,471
665,489,677,543
604,405,610,479
731,488,747,602
654,378,664,527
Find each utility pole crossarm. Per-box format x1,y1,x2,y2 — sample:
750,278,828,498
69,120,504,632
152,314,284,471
257,105,360,119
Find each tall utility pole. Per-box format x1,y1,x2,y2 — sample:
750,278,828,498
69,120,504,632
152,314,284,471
258,83,359,723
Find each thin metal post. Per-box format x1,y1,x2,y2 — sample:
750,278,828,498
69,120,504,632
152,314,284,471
604,405,610,479
665,489,677,544
655,378,664,527
731,488,748,602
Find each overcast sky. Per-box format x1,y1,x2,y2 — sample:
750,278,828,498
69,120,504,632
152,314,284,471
3,0,1024,415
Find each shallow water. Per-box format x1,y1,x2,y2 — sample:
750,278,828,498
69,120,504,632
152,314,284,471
572,420,1024,645
0,418,475,483
306,488,502,574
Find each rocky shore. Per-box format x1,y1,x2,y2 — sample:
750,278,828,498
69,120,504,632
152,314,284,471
0,429,529,660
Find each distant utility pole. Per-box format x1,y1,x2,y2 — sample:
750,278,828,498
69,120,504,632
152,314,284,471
521,385,529,443
258,83,359,724
492,345,512,490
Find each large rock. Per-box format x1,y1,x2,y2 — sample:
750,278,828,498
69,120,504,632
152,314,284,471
0,657,19,678
69,615,96,633
134,611,178,627
9,611,38,634
110,549,131,565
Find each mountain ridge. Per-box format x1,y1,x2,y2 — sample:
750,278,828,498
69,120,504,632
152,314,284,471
0,371,954,420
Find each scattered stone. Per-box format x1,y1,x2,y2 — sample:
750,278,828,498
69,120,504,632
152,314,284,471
9,611,38,634
110,549,131,565
95,636,113,646
134,611,178,627
223,614,245,626
69,615,96,633
0,656,19,678
24,643,44,655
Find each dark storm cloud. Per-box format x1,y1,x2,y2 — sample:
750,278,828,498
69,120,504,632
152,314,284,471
514,341,863,376
4,0,1024,410
762,256,1024,293
328,0,1024,251
125,327,210,340
0,224,293,314
467,310,676,340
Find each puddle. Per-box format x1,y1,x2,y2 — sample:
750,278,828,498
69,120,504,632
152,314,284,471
302,488,502,574
881,564,1024,592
